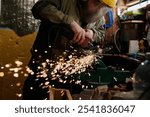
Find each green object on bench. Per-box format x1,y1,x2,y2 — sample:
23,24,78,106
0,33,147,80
78,60,132,87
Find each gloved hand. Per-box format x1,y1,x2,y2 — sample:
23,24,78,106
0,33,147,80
70,20,86,45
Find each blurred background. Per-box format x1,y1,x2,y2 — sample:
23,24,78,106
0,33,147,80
0,0,150,99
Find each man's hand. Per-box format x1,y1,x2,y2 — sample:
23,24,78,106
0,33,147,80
78,29,94,48
70,20,86,44
70,21,94,48
85,29,94,40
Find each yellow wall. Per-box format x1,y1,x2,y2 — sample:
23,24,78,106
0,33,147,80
0,29,37,99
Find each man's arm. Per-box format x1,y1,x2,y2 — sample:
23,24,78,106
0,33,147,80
89,18,106,44
32,0,74,25
32,0,86,44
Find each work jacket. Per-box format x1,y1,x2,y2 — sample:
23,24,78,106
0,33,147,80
31,0,105,60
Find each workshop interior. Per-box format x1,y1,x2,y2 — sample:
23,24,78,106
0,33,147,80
0,0,150,100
